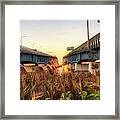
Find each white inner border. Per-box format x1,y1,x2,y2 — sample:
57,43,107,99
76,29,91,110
5,5,115,115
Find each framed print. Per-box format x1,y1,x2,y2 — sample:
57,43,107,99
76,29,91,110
0,0,119,119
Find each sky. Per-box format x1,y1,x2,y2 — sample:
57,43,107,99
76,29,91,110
20,20,100,64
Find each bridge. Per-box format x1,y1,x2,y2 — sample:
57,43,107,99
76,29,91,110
20,46,56,65
62,33,100,73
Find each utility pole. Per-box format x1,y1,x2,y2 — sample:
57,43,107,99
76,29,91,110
87,20,90,49
86,20,93,74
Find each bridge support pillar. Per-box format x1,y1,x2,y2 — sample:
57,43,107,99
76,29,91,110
89,62,93,74
68,63,71,70
74,63,89,71
75,63,77,71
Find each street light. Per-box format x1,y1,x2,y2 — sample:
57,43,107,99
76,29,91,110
21,35,28,47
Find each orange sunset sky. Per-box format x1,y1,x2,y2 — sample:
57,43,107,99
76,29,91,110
20,20,100,64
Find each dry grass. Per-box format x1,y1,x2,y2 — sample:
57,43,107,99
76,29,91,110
20,66,100,100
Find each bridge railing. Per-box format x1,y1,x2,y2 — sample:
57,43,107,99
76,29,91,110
89,33,100,49
62,33,100,64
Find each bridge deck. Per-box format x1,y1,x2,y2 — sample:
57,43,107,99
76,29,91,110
20,46,54,64
63,33,100,64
